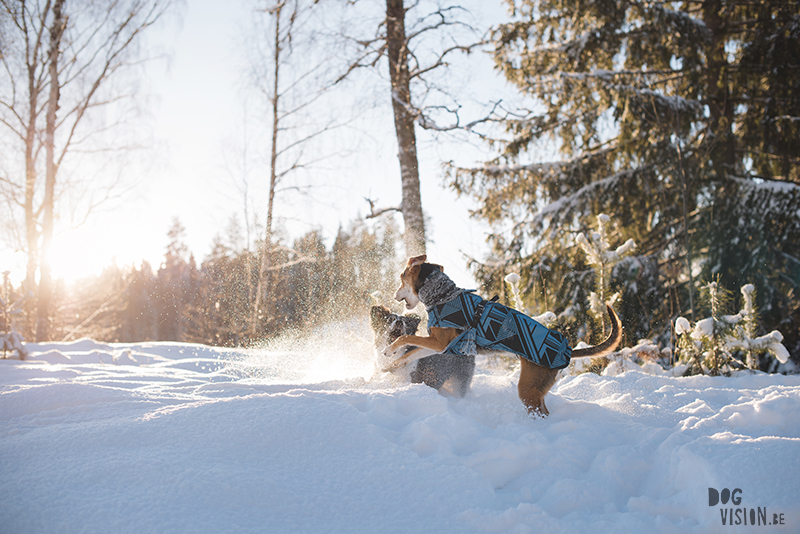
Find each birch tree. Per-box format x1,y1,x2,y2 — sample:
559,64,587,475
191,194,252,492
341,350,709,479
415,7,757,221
247,0,345,336
0,0,174,340
37,0,64,339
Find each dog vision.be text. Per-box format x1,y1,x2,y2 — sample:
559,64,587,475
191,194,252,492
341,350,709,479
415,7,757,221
708,488,787,527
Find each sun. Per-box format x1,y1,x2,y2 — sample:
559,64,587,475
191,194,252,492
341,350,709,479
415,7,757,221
45,232,107,284
45,222,165,285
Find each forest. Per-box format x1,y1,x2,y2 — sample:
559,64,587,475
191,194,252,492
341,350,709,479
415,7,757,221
1,0,798,370
3,215,402,347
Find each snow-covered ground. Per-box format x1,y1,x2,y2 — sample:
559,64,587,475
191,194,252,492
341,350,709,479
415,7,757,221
1,323,798,533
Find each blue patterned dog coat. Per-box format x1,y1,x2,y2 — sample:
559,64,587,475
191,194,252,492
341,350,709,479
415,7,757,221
422,272,572,370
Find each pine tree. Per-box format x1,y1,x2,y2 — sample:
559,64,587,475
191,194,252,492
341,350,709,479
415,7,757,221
197,232,255,346
156,218,193,341
122,262,158,342
448,0,800,355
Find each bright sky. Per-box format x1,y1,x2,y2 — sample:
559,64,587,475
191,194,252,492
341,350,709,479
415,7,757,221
3,0,514,288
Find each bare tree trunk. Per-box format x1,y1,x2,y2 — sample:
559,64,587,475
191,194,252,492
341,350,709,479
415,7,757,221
36,0,66,341
703,0,737,177
24,97,39,305
251,2,283,336
675,114,696,321
21,2,50,334
386,0,426,256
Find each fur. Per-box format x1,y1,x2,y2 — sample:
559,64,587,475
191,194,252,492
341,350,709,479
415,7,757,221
370,305,475,397
385,255,623,416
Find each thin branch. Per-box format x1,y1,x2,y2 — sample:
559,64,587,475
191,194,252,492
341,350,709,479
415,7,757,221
364,197,401,219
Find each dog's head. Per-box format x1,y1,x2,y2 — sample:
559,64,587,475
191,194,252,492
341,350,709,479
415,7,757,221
394,254,444,310
369,305,421,350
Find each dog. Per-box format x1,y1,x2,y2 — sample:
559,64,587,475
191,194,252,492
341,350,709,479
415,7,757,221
370,305,475,397
383,255,622,416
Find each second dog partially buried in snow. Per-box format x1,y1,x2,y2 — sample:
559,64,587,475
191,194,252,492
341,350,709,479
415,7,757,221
370,305,475,397
383,255,622,416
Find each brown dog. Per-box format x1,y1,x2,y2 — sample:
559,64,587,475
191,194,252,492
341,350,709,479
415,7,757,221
384,255,622,416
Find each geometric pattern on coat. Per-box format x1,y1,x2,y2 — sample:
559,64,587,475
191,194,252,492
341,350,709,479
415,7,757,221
427,291,572,370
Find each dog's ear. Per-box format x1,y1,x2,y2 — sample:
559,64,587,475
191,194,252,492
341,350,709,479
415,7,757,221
370,305,391,325
407,255,427,268
430,263,444,273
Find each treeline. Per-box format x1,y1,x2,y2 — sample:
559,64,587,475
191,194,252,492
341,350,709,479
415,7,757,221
7,217,401,347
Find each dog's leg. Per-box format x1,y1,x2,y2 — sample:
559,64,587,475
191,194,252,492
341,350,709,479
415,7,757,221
517,358,559,417
382,328,457,370
381,345,439,372
383,328,455,358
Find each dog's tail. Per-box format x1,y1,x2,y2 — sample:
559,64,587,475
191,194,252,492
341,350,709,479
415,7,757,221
571,305,623,358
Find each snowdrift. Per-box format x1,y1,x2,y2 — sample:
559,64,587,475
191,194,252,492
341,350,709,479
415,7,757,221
1,327,798,533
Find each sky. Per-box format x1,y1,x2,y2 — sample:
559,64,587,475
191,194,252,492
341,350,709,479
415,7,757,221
2,0,514,288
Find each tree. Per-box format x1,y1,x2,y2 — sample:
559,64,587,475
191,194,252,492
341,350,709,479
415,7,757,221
248,0,346,336
196,225,256,346
335,0,486,256
449,0,800,355
0,0,174,340
122,261,157,342
59,262,128,343
1,270,29,359
327,216,400,315
37,0,65,339
155,218,197,342
576,214,635,339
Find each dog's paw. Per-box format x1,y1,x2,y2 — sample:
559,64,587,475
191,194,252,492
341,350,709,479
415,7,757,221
382,344,404,359
380,347,407,372
380,360,402,373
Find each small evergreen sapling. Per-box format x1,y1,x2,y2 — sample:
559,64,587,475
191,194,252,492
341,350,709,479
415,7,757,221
504,272,557,328
575,214,635,336
571,214,634,374
504,273,524,313
723,284,789,370
675,281,789,375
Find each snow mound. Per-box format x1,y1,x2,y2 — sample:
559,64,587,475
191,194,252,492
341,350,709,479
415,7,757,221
1,334,798,533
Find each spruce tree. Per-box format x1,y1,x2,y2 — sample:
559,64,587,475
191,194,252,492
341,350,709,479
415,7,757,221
449,0,800,355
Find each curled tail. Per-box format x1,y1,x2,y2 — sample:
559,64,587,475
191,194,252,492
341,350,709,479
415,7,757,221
571,305,622,358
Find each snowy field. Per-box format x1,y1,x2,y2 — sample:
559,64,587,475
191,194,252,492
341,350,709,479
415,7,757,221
1,323,798,533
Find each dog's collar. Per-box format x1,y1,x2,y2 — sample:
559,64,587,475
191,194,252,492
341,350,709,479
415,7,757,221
417,269,465,310
418,263,440,285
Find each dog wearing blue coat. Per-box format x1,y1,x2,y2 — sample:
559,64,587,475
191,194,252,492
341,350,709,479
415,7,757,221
383,255,622,416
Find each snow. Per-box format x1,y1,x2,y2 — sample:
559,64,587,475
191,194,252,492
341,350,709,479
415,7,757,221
2,326,799,533
691,317,715,340
675,317,691,336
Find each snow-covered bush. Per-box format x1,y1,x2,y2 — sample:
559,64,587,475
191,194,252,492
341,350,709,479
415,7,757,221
1,272,28,360
675,281,789,375
2,331,28,360
504,273,524,313
491,272,559,370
